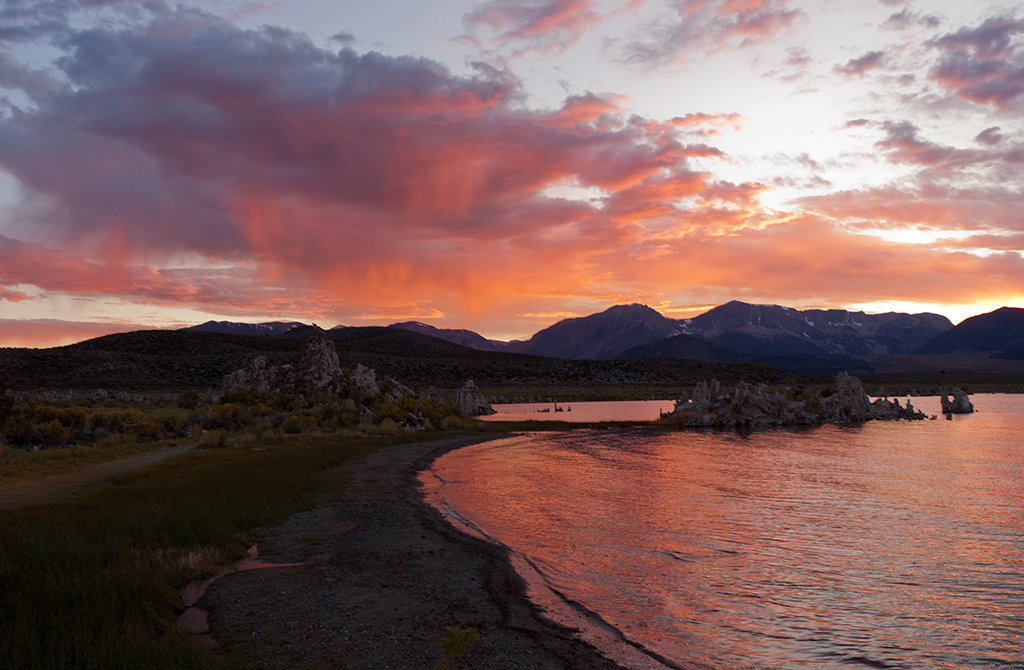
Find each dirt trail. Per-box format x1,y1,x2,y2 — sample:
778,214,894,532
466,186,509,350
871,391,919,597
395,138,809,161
0,442,198,510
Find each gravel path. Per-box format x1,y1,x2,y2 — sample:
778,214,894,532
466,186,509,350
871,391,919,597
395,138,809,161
201,435,628,669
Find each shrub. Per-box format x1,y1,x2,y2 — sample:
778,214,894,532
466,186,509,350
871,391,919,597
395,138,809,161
38,419,69,448
271,393,295,412
177,390,201,409
377,417,400,434
89,408,146,433
435,626,479,670
202,430,226,448
442,415,464,429
207,403,251,430
0,372,13,428
281,415,304,435
129,418,163,442
219,387,270,407
156,411,187,437
3,414,38,449
58,406,89,429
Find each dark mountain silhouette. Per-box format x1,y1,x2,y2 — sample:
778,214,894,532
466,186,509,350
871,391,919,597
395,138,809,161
387,322,515,352
178,300,959,367
915,307,1024,358
184,321,307,336
681,301,952,358
514,303,687,359
0,327,811,395
619,333,751,362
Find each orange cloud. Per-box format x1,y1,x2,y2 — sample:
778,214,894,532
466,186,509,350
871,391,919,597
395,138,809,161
0,6,1021,345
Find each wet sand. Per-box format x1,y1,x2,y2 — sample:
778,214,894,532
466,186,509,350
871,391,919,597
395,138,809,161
200,435,627,669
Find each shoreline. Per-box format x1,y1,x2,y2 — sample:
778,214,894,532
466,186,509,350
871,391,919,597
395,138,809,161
201,434,629,669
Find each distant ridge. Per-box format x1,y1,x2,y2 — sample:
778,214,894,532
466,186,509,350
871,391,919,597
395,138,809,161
515,304,687,360
915,307,1024,359
387,322,514,352
174,301,1001,373
619,333,751,362
183,321,307,336
385,301,959,364
681,301,952,358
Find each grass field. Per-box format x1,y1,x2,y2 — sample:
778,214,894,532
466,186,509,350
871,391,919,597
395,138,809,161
0,429,498,670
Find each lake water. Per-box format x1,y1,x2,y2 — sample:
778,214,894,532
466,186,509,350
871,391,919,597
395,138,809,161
421,395,1024,670
479,399,678,423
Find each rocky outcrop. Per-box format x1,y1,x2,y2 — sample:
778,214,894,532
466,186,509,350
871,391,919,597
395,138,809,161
223,356,292,395
223,328,388,400
350,364,379,397
456,380,495,416
662,372,926,428
939,387,974,414
292,329,343,396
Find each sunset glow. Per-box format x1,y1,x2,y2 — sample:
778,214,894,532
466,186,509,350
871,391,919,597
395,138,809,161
1,0,1023,345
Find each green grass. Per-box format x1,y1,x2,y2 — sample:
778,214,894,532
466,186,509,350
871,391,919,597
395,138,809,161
0,431,468,670
0,440,167,485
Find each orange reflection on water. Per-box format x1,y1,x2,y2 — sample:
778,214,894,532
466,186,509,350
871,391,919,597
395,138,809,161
424,396,1024,669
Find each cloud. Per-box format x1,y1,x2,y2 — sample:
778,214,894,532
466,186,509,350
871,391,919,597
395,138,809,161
928,15,1024,109
874,120,958,167
832,118,1024,231
617,0,802,67
2,4,1022,342
0,43,62,99
0,0,142,42
881,9,940,32
0,286,31,302
975,126,1003,145
834,50,885,76
0,8,757,321
463,0,607,56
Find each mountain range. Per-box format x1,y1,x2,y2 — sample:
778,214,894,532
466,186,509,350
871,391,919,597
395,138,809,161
181,301,1024,374
185,321,307,337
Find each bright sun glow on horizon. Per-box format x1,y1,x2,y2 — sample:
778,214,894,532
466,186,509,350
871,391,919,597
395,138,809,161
846,301,1016,327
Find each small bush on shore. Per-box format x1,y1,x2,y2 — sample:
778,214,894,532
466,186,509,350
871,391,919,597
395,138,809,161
0,372,12,428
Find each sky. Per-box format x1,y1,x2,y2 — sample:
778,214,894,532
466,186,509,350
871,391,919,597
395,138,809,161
1,0,1023,347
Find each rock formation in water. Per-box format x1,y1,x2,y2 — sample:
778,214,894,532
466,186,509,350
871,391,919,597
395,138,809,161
939,387,974,414
457,380,495,416
662,372,926,428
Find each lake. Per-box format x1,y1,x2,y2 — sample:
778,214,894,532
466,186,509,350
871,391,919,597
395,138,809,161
421,394,1024,670
478,399,678,423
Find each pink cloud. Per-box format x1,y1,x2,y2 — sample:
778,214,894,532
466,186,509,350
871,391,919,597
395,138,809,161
0,5,1021,339
975,126,1003,145
0,286,30,302
881,9,940,32
834,50,885,77
928,15,1024,109
619,0,802,66
463,0,607,56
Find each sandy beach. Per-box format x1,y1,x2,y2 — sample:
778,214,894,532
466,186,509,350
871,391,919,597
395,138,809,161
200,435,627,669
